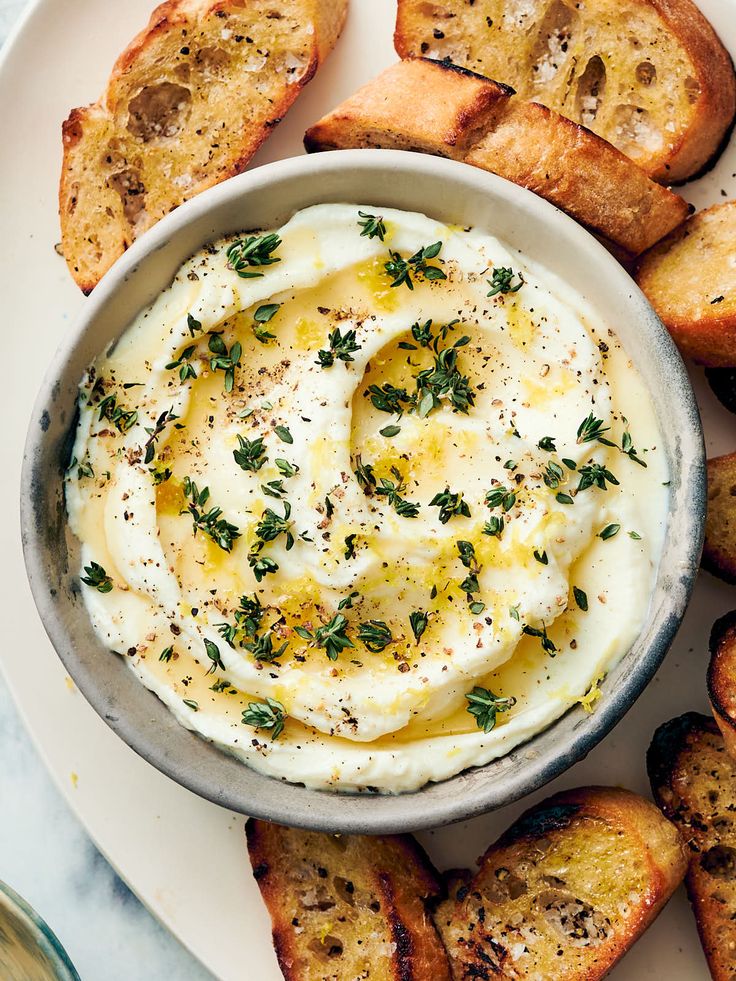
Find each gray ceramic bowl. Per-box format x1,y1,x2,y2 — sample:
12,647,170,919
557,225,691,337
21,150,705,833
0,880,79,981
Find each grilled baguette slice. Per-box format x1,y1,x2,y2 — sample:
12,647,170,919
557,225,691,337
649,713,736,981
636,202,736,367
245,819,451,981
435,786,686,980
394,0,736,183
304,58,689,258
708,612,736,758
704,451,736,585
60,0,347,294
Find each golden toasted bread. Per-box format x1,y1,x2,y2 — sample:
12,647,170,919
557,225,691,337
245,819,451,980
60,0,347,294
435,786,686,980
394,0,736,183
649,713,736,981
636,202,736,367
708,612,736,758
704,451,736,585
304,58,689,258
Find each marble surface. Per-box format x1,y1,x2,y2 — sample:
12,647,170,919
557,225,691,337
0,3,211,978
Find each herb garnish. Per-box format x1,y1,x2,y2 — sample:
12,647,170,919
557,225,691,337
317,328,362,368
245,630,289,662
252,303,281,343
366,382,414,416
577,462,619,493
98,394,138,432
542,461,564,489
274,425,293,444
598,523,620,540
256,502,295,551
376,468,420,518
183,699,199,712
275,458,299,478
295,614,354,661
534,549,548,565
485,486,516,512
577,413,615,446
208,333,241,393
430,487,470,523
249,554,279,582
182,478,241,552
218,594,265,647
226,234,282,278
483,515,505,539
80,561,113,593
415,335,476,417
573,586,588,611
620,418,647,467
357,620,393,652
522,622,557,655
204,638,225,674
144,408,181,464
354,456,376,492
409,611,429,644
166,345,198,381
261,479,286,499
380,425,401,438
486,266,524,297
159,646,174,662
457,540,483,606
344,534,357,559
358,211,386,241
466,686,516,732
241,698,286,739
384,242,447,291
234,435,267,473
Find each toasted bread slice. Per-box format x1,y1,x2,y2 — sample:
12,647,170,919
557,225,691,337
708,611,736,759
649,713,736,981
245,819,451,980
704,451,736,585
636,202,736,368
60,0,347,293
435,786,686,980
304,58,689,258
394,0,736,183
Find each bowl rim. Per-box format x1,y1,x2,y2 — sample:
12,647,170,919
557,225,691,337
21,149,706,832
0,879,80,981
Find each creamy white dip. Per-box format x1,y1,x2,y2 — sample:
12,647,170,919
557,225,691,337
66,204,668,793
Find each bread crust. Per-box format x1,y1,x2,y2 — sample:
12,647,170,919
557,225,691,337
636,202,736,368
704,451,736,585
649,712,736,981
245,819,451,981
394,0,735,183
436,786,686,980
305,58,689,258
60,0,348,293
708,610,736,759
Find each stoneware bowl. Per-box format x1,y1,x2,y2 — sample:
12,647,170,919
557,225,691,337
0,880,80,981
21,150,705,833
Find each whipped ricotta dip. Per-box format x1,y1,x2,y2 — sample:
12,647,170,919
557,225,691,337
66,203,668,793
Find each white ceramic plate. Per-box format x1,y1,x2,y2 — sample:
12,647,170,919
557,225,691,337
1,1,734,977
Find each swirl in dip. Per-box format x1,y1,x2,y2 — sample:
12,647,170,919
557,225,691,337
66,204,668,793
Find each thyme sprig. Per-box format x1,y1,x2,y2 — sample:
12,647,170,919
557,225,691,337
317,327,362,368
226,234,281,278
166,345,198,381
204,638,225,675
384,242,447,291
295,614,354,661
522,622,557,656
485,486,517,512
466,687,516,732
487,266,524,297
430,487,470,523
577,413,615,447
234,435,267,473
357,211,386,241
621,418,647,467
208,333,241,393
409,610,429,644
182,477,241,552
375,467,420,518
80,561,113,593
241,698,286,739
357,620,393,652
143,408,181,464
98,394,138,432
218,594,265,647
577,462,619,493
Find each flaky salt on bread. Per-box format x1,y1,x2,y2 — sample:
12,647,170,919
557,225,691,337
245,819,451,980
649,713,736,981
636,201,736,368
395,0,736,184
60,0,347,294
435,786,686,980
304,58,689,258
704,451,736,585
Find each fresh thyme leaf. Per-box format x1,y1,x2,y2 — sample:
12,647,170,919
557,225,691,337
577,462,620,493
409,611,429,644
324,494,335,519
430,487,470,523
469,601,486,615
366,382,415,416
166,345,198,382
187,313,203,336
561,458,578,471
296,614,354,661
98,394,138,432
317,327,362,368
534,549,548,565
485,486,516,512
577,413,615,446
226,233,282,278
253,323,276,344
357,211,386,241
183,699,199,711
620,419,648,467
629,530,642,540
483,515,505,538
256,502,295,550
542,461,564,490
354,455,376,492
244,630,289,663
504,460,518,471
159,646,174,662
143,407,180,464
538,436,557,452
249,552,279,582
556,492,574,505
384,242,447,291
598,523,620,540
522,622,557,655
261,479,286,499
275,458,299,478
204,638,225,675
466,686,516,733
274,425,293,444
81,561,113,593
380,425,401,438
456,540,476,569
344,534,357,559
218,594,265,647
357,620,393,652
254,303,280,323
414,340,477,417
208,333,241,393
150,465,172,485
486,266,524,298
241,697,286,739
338,591,360,611
210,679,232,693
182,477,241,552
509,604,520,621
573,586,588,611
376,469,420,518
411,319,434,346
